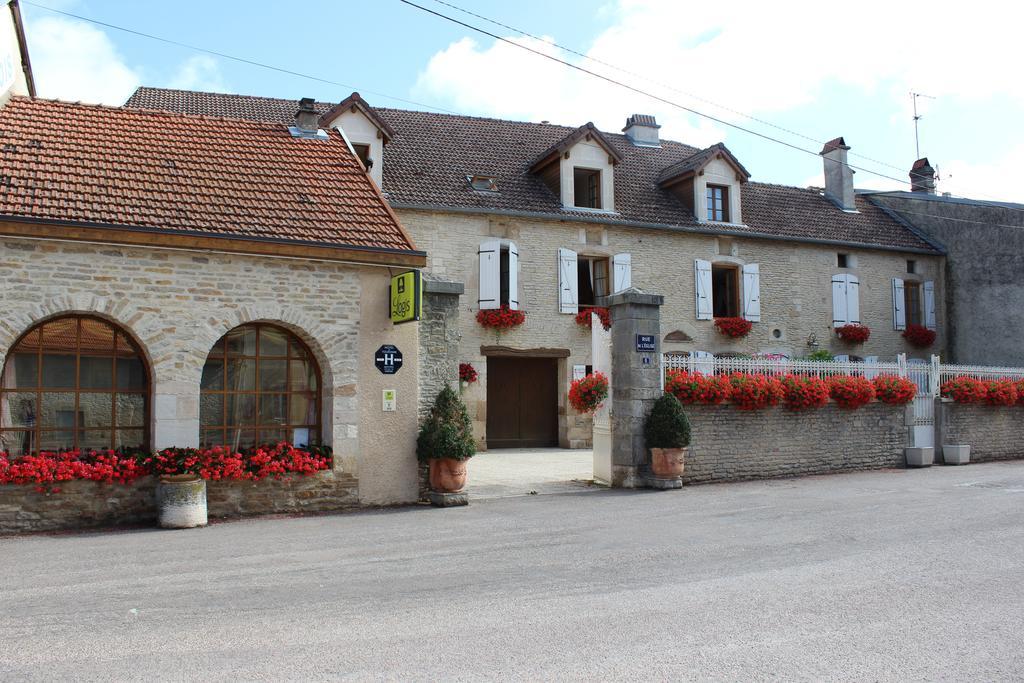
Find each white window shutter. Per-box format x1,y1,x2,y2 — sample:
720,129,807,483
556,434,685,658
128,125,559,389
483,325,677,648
558,248,578,314
832,275,848,327
741,263,761,322
923,280,936,330
612,253,632,293
478,240,500,310
695,259,713,320
507,242,520,310
892,278,906,330
847,275,861,325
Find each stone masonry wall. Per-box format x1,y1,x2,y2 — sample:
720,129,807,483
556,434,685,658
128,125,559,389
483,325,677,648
681,402,911,484
938,401,1024,463
0,472,358,534
397,208,945,448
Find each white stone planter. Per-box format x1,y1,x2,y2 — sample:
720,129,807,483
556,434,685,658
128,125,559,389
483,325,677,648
156,476,208,529
905,447,935,468
942,445,971,465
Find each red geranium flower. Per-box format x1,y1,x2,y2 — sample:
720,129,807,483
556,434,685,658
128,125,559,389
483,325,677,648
873,375,917,405
940,376,988,404
575,307,612,331
828,375,876,409
459,363,478,384
902,323,936,348
780,374,830,411
569,372,609,414
835,324,871,344
477,305,526,332
714,317,753,339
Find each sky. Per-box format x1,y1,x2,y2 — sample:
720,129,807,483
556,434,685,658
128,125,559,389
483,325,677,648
17,0,1024,202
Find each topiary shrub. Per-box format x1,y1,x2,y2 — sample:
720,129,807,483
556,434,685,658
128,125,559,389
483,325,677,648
644,393,691,449
416,386,476,462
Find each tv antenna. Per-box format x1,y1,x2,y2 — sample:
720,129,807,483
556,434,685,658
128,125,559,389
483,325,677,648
910,91,935,160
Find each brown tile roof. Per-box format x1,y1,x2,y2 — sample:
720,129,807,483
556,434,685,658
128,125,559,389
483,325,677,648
657,143,750,186
0,97,418,257
528,121,623,172
319,92,396,142
125,87,939,253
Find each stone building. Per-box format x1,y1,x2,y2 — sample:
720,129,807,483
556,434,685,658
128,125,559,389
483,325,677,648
0,97,428,507
867,161,1024,366
127,88,948,450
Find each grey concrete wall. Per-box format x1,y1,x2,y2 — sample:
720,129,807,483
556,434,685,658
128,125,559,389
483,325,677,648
0,472,359,534
871,193,1024,365
937,400,1024,463
682,402,910,484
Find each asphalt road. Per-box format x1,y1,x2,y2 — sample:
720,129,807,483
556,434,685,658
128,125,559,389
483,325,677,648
2,462,1023,682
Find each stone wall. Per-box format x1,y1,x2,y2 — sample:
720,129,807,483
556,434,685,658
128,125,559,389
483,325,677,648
938,400,1024,462
418,276,463,420
396,208,946,447
681,402,911,484
0,472,359,534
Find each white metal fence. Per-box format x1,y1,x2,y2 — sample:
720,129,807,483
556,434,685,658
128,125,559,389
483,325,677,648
939,363,1024,383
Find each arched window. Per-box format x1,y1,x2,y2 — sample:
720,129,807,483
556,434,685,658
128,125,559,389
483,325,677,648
0,316,149,455
200,323,321,450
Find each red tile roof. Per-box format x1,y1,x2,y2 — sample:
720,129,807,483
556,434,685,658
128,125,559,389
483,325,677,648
0,97,420,257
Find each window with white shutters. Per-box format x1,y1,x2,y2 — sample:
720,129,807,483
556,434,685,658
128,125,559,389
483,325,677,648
479,240,519,310
832,274,860,327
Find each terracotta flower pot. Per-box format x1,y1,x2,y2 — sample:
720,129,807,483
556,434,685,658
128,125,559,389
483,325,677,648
650,447,687,478
429,457,468,493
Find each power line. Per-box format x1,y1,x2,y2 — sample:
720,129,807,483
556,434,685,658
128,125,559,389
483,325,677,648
407,0,1024,214
20,0,461,115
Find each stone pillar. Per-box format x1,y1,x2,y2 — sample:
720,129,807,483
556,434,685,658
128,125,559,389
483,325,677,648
604,289,664,488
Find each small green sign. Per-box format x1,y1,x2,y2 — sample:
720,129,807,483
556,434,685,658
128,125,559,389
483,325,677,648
390,270,422,324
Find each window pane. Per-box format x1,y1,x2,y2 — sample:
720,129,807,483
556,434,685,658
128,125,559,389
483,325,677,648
79,429,112,451
38,430,74,452
259,394,287,425
227,428,256,451
2,392,37,428
79,392,112,427
259,359,287,391
11,353,38,388
200,429,224,448
259,429,288,446
225,358,255,391
40,392,76,429
200,393,224,427
12,327,41,354
259,327,289,356
289,393,316,425
226,394,256,426
289,360,316,390
80,356,113,389
116,394,146,428
115,429,144,451
0,430,32,456
201,359,224,391
117,358,147,390
41,354,76,388
288,338,309,359
225,327,257,356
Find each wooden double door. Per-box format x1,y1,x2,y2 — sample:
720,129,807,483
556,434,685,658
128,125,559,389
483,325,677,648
486,356,559,449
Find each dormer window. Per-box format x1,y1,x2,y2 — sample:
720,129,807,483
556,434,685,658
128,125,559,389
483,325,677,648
706,185,729,222
352,143,371,168
467,174,499,192
573,168,602,209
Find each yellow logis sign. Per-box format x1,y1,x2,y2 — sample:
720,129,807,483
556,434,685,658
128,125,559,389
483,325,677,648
390,270,422,324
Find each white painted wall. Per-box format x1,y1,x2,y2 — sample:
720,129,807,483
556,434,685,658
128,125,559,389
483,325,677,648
695,156,743,225
327,108,385,187
0,2,30,105
560,138,616,212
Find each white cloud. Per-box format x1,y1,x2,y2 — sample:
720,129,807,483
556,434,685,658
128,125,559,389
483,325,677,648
412,0,1021,152
28,17,140,104
938,144,1024,203
167,55,226,93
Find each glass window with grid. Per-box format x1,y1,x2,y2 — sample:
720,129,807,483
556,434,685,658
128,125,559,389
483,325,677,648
706,185,729,222
0,316,148,456
200,324,321,450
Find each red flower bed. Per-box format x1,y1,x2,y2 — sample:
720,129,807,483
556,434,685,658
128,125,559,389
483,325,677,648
780,375,830,411
702,375,731,405
575,307,612,331
714,317,753,339
828,375,876,409
664,370,729,405
984,379,1019,407
0,449,147,492
727,372,784,410
902,323,936,348
1017,379,1024,406
569,371,609,414
872,375,917,405
940,376,988,404
476,305,526,332
146,443,332,481
835,324,871,344
459,362,478,384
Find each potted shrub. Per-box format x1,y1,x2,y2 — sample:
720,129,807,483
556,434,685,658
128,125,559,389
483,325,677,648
644,393,691,479
148,447,208,529
417,386,476,497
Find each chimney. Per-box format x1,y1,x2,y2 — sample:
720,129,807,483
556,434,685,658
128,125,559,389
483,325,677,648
622,114,660,147
910,157,936,194
820,136,856,211
290,97,323,138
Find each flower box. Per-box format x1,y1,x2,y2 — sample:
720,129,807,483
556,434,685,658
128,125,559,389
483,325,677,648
575,307,611,331
835,324,871,344
476,305,525,332
902,323,936,348
569,372,609,414
714,317,753,339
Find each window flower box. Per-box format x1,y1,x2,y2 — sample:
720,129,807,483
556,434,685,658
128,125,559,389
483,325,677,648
714,317,752,339
835,324,871,344
569,372,609,414
459,362,478,385
476,305,525,332
902,323,936,348
575,307,611,331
